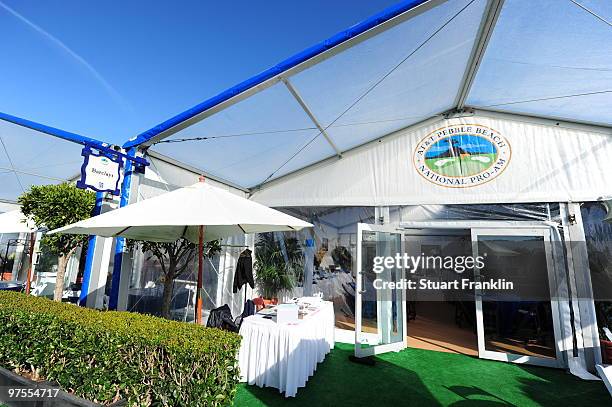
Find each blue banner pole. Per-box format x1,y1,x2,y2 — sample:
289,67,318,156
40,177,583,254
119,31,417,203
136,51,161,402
108,147,135,310
78,191,104,306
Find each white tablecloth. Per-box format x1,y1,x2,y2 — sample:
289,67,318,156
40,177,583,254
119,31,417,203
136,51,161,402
238,300,335,397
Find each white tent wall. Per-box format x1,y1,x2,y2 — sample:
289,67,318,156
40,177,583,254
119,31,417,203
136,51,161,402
0,201,20,213
246,105,612,373
251,112,612,207
272,203,602,374
144,151,249,197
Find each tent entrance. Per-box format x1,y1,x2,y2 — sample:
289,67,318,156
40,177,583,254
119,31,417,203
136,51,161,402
355,220,565,369
404,229,478,357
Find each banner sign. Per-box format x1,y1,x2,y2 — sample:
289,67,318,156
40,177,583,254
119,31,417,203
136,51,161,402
251,115,612,206
76,146,123,195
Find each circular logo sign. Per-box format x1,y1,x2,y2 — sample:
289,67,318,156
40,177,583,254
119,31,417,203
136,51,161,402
413,124,511,188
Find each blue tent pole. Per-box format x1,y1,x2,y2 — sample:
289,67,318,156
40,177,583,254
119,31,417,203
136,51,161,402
108,147,136,310
78,191,104,306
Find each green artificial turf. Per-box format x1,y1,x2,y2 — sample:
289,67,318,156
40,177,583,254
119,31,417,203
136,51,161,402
425,153,496,177
234,343,609,406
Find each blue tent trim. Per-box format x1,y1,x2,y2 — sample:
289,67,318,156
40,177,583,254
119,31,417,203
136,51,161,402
0,111,150,167
123,0,431,149
0,111,108,149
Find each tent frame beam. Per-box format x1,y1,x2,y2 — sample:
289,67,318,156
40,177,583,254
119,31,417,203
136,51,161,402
282,78,342,158
453,0,505,110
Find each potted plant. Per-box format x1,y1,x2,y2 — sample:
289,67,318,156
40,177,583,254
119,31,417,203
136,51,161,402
331,245,352,272
254,233,303,301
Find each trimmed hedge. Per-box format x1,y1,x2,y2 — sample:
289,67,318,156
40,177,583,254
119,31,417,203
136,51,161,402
0,291,241,406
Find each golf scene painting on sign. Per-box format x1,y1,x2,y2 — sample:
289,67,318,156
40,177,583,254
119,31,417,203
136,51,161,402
424,134,498,177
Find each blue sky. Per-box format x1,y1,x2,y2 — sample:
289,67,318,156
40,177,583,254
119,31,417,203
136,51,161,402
0,0,398,144
425,135,496,158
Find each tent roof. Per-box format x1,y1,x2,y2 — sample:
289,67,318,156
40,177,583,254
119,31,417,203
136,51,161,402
122,0,611,190
1,0,610,199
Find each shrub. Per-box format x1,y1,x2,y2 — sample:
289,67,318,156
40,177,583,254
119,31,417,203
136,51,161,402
0,291,241,406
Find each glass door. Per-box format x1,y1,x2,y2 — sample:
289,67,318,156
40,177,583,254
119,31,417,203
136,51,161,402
355,223,406,357
472,228,563,367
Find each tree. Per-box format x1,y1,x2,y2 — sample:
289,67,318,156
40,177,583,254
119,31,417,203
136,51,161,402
18,183,95,301
127,238,221,319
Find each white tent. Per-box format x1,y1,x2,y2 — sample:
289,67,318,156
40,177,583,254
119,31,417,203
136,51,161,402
0,210,36,234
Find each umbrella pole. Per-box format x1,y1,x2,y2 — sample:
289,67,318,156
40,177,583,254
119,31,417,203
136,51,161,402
195,225,204,324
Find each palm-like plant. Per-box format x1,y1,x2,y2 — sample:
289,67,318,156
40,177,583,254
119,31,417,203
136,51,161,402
331,246,352,271
254,233,303,298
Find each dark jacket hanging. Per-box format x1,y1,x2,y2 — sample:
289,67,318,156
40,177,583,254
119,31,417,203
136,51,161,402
232,248,255,293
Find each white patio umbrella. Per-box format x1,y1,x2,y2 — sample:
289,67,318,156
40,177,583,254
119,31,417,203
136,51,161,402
51,179,312,323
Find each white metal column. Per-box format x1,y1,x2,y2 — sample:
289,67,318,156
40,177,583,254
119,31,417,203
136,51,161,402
563,202,602,369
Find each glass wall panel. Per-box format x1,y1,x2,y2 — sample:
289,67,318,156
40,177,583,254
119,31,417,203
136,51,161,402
29,236,81,300
359,229,404,349
34,239,58,274
581,202,612,363
127,243,220,322
273,207,375,331
273,203,560,336
476,235,556,359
